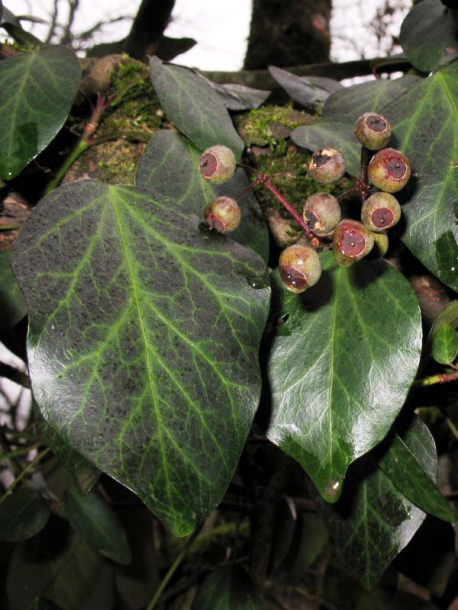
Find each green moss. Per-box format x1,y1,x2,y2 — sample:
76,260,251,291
236,104,313,148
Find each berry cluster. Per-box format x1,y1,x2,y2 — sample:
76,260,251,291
198,113,412,295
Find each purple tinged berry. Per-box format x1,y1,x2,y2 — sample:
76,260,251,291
332,219,374,267
354,112,392,150
204,196,241,233
303,192,341,237
199,145,236,184
308,148,346,184
279,244,322,293
361,192,401,232
367,148,411,193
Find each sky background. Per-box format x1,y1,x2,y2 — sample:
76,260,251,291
10,0,411,70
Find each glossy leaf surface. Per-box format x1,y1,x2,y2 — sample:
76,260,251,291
383,63,458,292
320,417,437,589
149,57,244,159
64,487,131,565
192,565,264,610
136,129,269,262
0,488,50,541
266,252,422,502
0,46,81,179
291,76,420,177
12,180,270,536
400,0,458,72
431,323,458,364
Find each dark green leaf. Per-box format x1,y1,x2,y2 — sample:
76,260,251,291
64,487,131,565
378,418,456,522
320,417,436,589
149,57,244,159
0,249,28,334
208,81,270,111
431,323,458,364
11,180,270,536
266,252,422,503
0,488,50,541
1,22,43,46
291,76,420,177
400,0,458,72
7,530,114,610
192,565,264,610
0,46,81,180
136,130,269,262
1,7,20,27
269,66,342,111
383,63,458,292
26,598,63,610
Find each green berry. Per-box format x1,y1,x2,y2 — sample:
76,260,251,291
204,196,241,233
354,112,392,150
303,192,341,237
361,192,401,232
372,231,390,257
332,219,374,267
367,148,411,193
279,244,322,293
308,148,346,184
199,145,236,184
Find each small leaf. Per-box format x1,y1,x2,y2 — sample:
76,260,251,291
320,417,436,589
379,417,456,523
431,323,458,364
192,565,264,610
7,528,114,610
136,130,269,261
149,56,244,159
269,66,342,111
291,75,420,177
400,0,458,72
266,252,422,503
208,82,270,111
383,62,458,292
64,487,131,565
12,180,270,536
0,46,81,180
1,22,43,46
0,488,50,541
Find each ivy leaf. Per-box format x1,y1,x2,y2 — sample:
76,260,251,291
64,487,131,565
378,418,456,522
136,130,269,262
269,66,342,111
400,0,458,72
266,252,422,503
149,57,244,159
291,76,420,177
0,488,50,541
11,180,270,536
320,417,437,589
431,323,458,364
383,62,458,292
192,565,264,609
0,46,81,180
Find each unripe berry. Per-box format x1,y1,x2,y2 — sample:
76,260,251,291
367,148,411,193
361,192,401,232
199,145,236,184
204,196,241,233
308,148,346,184
332,219,374,267
279,244,322,293
303,192,341,237
354,112,392,150
372,231,390,257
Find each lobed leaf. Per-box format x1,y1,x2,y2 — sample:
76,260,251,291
11,180,270,536
0,46,81,180
320,417,436,589
266,251,422,503
149,56,244,159
136,129,269,262
383,62,458,292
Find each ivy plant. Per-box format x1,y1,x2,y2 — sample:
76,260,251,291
0,0,458,608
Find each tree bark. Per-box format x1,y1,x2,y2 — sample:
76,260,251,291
244,0,332,70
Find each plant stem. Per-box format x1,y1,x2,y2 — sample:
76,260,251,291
413,370,458,387
44,95,109,195
146,527,201,610
0,446,51,505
